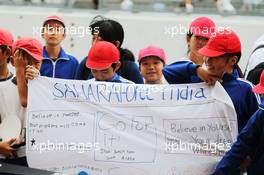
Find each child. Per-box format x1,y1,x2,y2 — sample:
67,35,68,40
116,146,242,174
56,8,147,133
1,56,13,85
211,70,264,175
75,15,143,84
86,41,133,83
0,37,43,166
138,45,166,84
40,15,78,79
0,28,14,82
0,28,16,159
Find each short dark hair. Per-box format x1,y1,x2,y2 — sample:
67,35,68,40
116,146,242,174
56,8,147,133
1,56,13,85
89,15,124,48
222,52,242,64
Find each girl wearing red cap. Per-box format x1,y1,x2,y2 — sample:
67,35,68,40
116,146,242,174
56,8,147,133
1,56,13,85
138,45,167,84
185,17,216,65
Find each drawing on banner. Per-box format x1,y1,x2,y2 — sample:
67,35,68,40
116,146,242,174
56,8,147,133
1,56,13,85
164,118,236,156
27,110,97,153
27,77,238,175
94,111,157,163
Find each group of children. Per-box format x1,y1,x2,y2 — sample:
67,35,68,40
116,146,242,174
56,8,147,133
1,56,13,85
0,14,264,175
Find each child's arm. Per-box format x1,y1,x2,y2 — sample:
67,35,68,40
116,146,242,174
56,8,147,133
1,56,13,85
211,110,263,175
13,50,28,107
162,61,220,85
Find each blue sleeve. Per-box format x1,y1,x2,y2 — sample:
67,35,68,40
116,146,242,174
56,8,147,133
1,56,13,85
238,82,260,131
162,61,199,84
211,110,263,175
128,62,144,84
74,57,87,80
71,56,79,79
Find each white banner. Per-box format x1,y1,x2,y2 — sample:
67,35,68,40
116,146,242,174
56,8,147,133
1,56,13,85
27,76,238,175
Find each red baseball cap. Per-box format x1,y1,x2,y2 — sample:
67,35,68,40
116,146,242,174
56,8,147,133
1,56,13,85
13,37,43,61
188,17,216,38
138,45,166,64
198,29,241,57
0,29,13,46
252,70,264,94
86,41,120,70
43,15,65,28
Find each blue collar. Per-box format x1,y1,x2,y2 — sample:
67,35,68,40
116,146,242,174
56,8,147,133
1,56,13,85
222,73,236,82
43,47,70,61
106,73,120,83
259,101,264,110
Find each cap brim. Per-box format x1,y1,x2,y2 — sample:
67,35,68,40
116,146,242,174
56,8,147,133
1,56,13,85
193,32,211,38
20,48,43,61
138,54,164,63
252,84,264,94
198,46,225,57
86,60,112,70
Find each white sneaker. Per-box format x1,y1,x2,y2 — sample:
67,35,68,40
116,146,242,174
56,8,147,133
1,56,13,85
185,3,193,13
121,0,133,11
217,0,236,14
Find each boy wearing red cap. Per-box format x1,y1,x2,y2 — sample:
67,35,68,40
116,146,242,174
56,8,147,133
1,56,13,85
138,45,167,84
0,28,17,159
163,29,259,174
211,70,264,175
0,29,14,82
163,17,220,84
86,41,133,83
0,37,43,166
163,29,259,133
40,15,79,79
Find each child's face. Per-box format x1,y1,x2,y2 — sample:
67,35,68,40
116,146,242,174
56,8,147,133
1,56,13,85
91,64,120,81
187,35,209,62
140,56,164,84
204,55,234,77
42,20,65,46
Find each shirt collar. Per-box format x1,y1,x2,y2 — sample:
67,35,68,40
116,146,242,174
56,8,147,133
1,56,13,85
107,74,120,83
43,47,69,61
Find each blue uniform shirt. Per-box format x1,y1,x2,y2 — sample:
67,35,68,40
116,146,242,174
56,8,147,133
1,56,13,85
40,47,79,79
88,73,134,84
212,102,264,175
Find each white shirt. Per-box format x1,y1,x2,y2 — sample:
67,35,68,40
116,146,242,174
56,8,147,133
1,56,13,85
244,34,264,78
0,77,26,158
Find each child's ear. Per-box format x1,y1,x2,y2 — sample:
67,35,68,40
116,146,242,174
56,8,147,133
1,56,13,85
3,47,12,60
41,31,45,39
10,56,14,66
114,62,121,72
115,41,120,48
229,56,238,66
